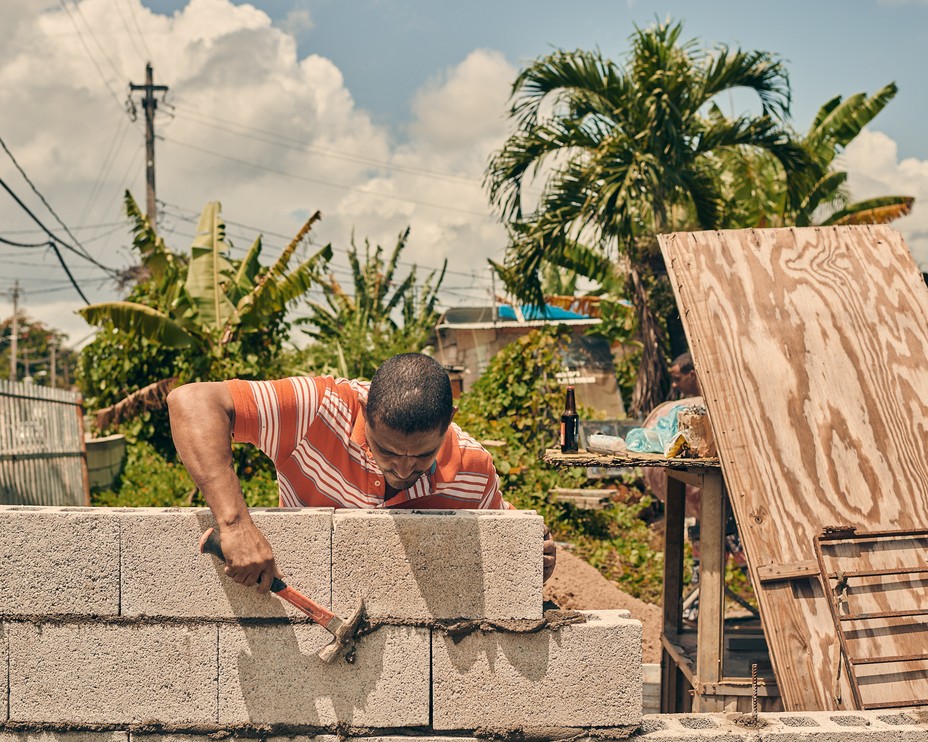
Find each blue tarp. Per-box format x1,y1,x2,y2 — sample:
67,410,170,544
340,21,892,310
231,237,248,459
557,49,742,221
497,304,591,321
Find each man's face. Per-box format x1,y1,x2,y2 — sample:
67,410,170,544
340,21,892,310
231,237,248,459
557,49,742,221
670,364,700,397
364,417,447,490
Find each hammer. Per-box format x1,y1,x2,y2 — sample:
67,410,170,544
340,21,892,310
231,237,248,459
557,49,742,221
199,527,365,664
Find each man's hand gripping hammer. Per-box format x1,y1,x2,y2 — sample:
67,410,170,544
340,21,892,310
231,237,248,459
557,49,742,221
199,527,365,664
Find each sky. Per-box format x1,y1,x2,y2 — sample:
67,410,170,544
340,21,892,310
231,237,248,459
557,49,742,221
2,0,928,348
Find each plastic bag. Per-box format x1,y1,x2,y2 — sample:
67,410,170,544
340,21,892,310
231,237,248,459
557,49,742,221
624,403,688,454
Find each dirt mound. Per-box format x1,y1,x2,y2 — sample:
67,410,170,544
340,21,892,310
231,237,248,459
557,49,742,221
544,547,662,663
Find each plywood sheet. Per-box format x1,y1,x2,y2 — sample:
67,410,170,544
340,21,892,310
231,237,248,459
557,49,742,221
658,226,928,710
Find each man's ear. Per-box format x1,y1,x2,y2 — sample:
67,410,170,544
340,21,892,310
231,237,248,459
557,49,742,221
359,397,368,423
450,406,458,423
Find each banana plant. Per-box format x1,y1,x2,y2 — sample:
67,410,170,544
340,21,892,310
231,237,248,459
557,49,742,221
78,193,332,425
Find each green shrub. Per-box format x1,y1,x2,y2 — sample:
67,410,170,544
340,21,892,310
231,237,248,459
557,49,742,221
92,440,280,508
455,326,665,602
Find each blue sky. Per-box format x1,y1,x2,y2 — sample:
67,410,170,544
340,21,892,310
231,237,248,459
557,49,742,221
142,0,928,159
2,0,927,342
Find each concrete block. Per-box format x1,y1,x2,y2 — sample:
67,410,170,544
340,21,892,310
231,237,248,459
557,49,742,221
432,610,642,730
632,712,928,741
1,623,7,722
8,622,217,724
119,507,332,618
0,506,119,616
0,734,128,742
757,711,928,741
218,623,429,726
333,510,543,621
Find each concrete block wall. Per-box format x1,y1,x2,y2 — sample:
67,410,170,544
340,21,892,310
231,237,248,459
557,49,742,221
0,505,642,737
4,506,925,742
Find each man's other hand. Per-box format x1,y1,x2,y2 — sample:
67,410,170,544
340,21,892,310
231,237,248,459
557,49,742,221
543,523,557,583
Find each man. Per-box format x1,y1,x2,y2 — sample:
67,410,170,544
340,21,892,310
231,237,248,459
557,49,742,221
668,352,700,399
168,353,556,592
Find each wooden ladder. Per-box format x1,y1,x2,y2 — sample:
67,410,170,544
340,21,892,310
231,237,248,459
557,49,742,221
813,525,928,710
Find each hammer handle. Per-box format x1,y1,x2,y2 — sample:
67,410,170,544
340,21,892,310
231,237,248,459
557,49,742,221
199,528,338,630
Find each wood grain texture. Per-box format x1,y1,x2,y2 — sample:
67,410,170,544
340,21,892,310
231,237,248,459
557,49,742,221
659,225,928,711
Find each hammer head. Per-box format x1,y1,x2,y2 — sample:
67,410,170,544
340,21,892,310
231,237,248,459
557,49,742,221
317,598,365,664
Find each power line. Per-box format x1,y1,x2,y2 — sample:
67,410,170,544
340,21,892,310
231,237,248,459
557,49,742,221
0,236,49,248
170,106,486,187
161,135,497,219
0,176,101,304
0,133,117,273
114,0,148,66
125,0,155,62
56,0,126,111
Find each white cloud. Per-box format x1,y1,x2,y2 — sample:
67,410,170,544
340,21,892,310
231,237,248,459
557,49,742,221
0,0,522,342
842,129,928,270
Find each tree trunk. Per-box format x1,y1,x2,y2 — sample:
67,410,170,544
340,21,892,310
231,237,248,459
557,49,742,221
627,266,668,418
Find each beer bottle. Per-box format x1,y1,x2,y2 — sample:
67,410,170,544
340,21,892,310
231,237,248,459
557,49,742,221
560,385,579,453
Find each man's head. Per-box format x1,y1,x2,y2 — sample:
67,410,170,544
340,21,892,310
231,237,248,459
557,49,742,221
669,352,700,397
362,353,455,489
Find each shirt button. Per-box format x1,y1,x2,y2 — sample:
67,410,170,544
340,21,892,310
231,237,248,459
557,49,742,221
374,481,381,486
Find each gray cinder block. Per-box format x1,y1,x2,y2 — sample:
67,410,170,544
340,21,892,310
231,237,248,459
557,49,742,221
432,610,642,729
333,510,543,621
0,506,120,616
1,623,7,721
218,623,429,726
119,507,332,618
8,622,217,724
0,734,129,742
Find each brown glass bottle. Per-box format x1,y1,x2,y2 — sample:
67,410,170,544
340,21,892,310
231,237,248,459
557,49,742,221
560,385,579,453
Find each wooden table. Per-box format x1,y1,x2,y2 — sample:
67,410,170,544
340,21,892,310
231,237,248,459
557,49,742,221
544,449,780,713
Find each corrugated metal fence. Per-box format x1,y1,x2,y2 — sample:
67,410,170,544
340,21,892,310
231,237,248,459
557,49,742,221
0,379,89,506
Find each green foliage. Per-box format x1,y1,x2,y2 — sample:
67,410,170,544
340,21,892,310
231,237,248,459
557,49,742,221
91,440,195,506
78,193,329,451
0,314,77,386
719,84,913,229
456,327,664,602
298,228,446,379
91,440,279,508
485,19,816,415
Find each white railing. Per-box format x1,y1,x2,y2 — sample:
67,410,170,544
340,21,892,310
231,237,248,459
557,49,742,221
0,379,89,506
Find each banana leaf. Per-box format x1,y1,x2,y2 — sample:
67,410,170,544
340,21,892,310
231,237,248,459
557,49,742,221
78,301,196,349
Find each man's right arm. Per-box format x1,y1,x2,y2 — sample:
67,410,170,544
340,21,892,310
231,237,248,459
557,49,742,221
167,381,281,593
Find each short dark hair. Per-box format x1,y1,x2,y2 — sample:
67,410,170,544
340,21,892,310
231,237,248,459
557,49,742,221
671,352,694,375
366,353,454,434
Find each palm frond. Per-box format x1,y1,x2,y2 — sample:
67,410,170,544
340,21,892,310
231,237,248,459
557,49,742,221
822,196,914,226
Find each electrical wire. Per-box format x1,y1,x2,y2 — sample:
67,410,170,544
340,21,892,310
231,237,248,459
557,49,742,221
0,176,107,304
160,135,497,219
56,0,126,111
125,0,154,62
0,133,119,275
170,106,486,187
0,236,49,248
114,0,148,66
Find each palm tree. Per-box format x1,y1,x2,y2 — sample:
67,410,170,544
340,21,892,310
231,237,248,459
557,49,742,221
721,83,913,228
485,20,815,415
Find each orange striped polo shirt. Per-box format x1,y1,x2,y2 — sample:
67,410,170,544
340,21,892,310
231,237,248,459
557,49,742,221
226,376,508,509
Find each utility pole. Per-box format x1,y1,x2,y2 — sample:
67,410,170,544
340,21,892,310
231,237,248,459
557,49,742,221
50,338,57,389
130,62,169,224
10,280,20,382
